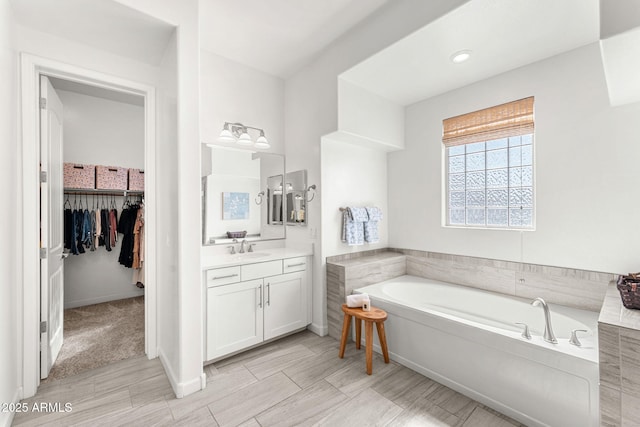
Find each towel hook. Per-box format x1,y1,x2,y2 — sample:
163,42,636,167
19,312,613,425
255,190,265,205
305,184,316,203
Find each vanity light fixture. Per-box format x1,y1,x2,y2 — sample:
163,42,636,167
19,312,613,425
216,122,270,149
450,49,472,64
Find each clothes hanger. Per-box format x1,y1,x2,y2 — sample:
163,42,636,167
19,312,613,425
64,194,71,209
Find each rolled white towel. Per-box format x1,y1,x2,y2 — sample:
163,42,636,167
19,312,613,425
346,293,370,308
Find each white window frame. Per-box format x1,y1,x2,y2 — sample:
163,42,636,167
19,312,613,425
444,134,535,230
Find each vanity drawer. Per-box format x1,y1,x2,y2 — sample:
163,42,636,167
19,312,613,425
242,260,282,281
206,266,241,287
283,257,307,273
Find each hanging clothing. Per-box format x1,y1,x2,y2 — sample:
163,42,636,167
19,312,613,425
81,209,92,248
99,208,111,251
132,203,145,287
94,209,101,249
118,205,137,268
64,208,73,250
109,208,118,247
88,210,96,252
72,209,85,254
132,205,144,269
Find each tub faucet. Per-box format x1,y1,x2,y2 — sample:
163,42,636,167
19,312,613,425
531,297,558,344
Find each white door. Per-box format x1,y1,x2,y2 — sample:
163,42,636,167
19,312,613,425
40,75,65,379
264,272,306,340
206,279,264,360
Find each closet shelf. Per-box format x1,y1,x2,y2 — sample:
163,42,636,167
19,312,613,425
64,188,144,197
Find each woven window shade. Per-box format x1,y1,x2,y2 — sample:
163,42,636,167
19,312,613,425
442,97,534,147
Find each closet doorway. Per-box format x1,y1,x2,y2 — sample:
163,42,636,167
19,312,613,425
21,54,157,395
43,75,147,382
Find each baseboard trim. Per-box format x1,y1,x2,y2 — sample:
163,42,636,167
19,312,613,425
308,322,328,336
158,349,205,399
0,387,22,427
158,349,180,398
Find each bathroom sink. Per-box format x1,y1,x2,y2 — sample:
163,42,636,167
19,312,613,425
228,252,270,260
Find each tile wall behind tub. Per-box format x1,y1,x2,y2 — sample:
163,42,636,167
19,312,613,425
326,250,407,339
396,249,616,312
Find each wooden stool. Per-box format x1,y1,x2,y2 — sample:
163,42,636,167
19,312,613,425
338,303,390,375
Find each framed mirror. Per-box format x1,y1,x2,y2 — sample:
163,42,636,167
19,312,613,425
202,146,285,245
285,169,307,226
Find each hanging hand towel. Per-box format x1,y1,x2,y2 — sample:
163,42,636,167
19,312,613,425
364,207,383,243
344,207,367,245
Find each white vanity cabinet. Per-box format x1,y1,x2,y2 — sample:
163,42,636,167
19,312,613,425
207,278,263,358
205,256,310,361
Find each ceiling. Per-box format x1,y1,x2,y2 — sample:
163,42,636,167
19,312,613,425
11,0,175,66
48,77,145,107
340,0,601,106
198,0,389,78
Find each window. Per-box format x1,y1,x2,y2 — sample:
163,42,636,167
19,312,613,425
443,97,534,229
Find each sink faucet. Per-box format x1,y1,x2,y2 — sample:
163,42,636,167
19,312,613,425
531,297,557,344
239,239,247,254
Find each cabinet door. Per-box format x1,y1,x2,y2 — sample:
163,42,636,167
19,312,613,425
207,279,264,360
264,272,306,340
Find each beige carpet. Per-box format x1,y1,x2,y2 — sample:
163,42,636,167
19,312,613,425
43,296,145,383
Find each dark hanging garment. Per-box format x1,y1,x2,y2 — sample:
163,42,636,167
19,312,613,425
88,210,96,252
73,209,85,254
81,209,92,248
118,206,137,268
101,209,112,252
64,208,73,250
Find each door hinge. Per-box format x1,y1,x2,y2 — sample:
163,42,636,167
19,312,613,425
39,248,47,259
40,97,47,109
40,321,47,333
40,171,47,183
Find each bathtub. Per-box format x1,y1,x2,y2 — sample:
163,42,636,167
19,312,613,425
354,275,599,427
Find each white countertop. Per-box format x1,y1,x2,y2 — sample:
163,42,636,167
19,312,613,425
201,247,313,270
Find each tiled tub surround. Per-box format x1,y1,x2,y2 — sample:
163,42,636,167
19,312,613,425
326,251,407,339
327,249,615,339
598,283,640,426
327,249,619,426
353,275,599,427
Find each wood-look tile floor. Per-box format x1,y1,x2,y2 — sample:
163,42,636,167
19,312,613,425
12,330,524,427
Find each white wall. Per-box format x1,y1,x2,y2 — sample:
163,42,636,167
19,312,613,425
13,0,205,399
321,138,388,258
285,0,469,334
200,50,284,154
155,30,181,391
390,42,640,274
57,89,145,308
337,79,404,151
198,52,287,255
1,0,18,425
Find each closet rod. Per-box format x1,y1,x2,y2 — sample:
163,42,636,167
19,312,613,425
63,188,144,197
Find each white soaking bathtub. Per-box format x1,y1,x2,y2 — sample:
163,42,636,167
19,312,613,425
354,275,599,427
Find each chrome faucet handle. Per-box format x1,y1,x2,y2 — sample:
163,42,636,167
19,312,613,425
226,246,236,255
515,322,531,340
248,244,254,252
569,329,588,347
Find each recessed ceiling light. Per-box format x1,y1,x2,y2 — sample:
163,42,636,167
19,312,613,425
450,50,472,64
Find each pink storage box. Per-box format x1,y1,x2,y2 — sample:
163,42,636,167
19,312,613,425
63,163,95,189
128,168,145,191
96,165,128,190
